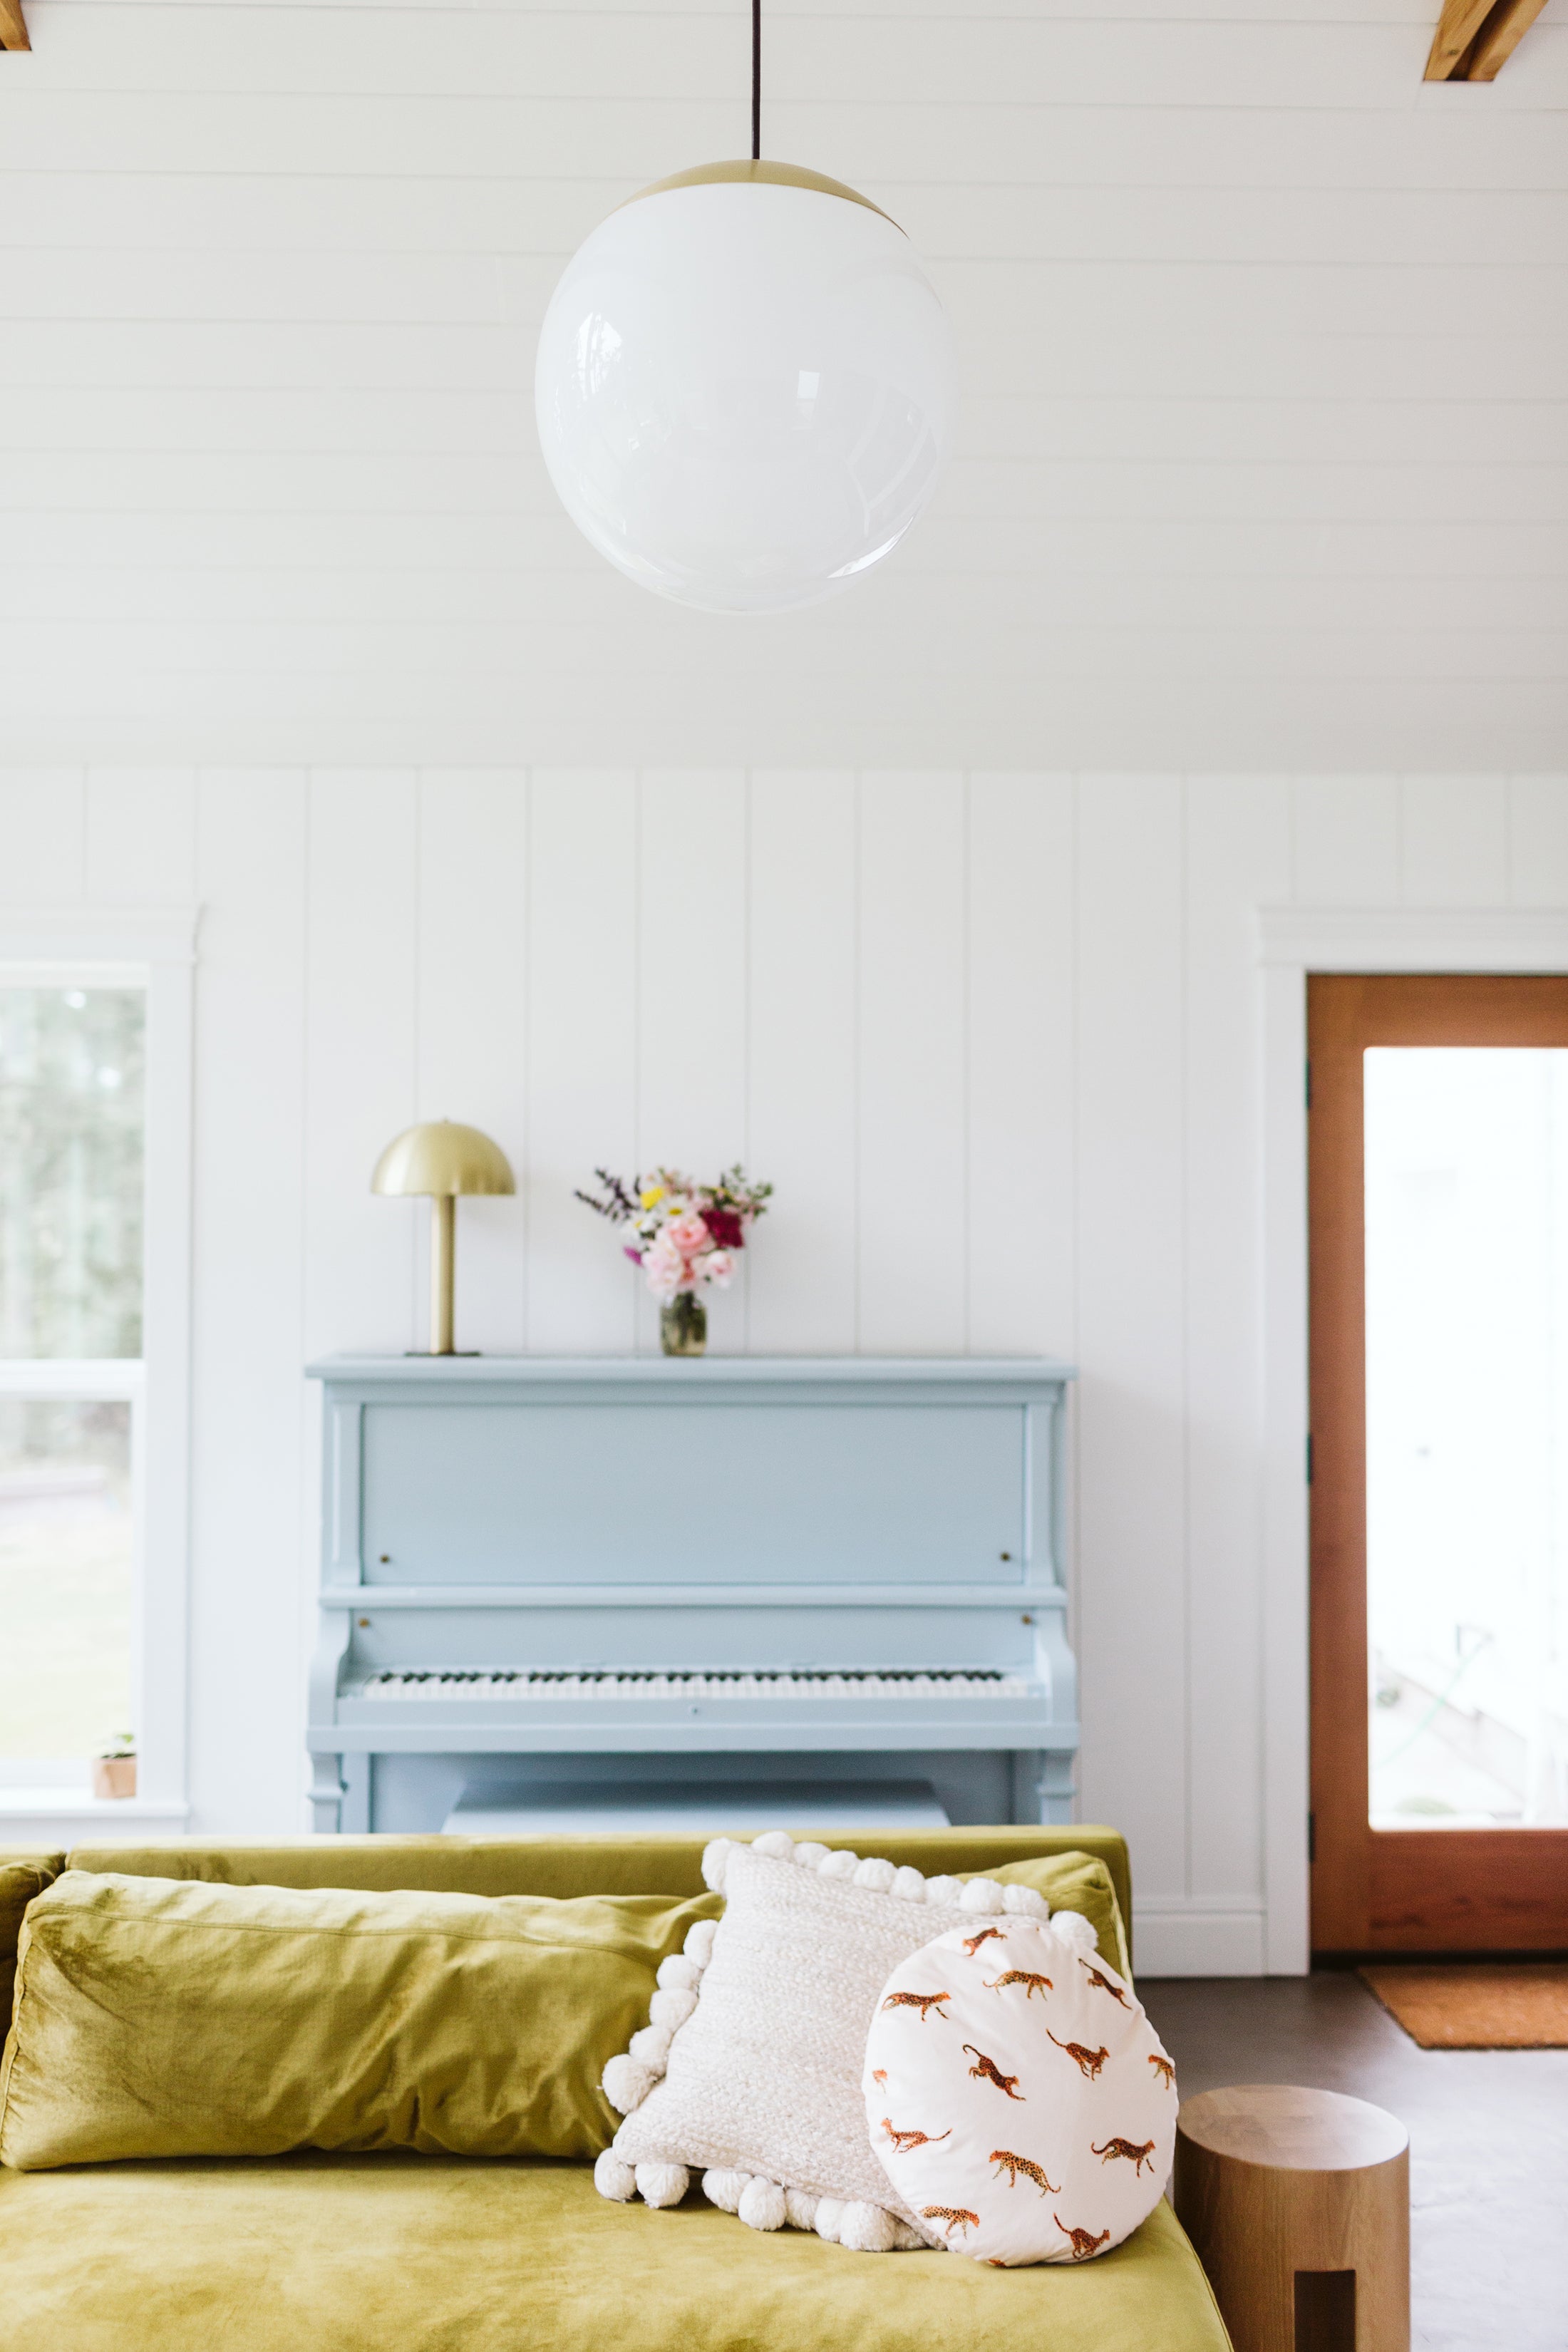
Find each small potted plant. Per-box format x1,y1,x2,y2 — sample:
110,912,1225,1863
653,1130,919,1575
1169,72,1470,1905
92,1733,136,1800
577,1165,772,1356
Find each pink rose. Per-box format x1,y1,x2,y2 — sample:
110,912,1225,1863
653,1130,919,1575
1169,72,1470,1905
699,1250,735,1289
643,1236,690,1304
664,1212,710,1257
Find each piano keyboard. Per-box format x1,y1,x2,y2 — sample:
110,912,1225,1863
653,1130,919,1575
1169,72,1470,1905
359,1668,1032,1701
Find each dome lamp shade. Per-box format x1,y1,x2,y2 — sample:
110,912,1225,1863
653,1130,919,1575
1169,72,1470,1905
371,1121,515,1201
534,9,955,615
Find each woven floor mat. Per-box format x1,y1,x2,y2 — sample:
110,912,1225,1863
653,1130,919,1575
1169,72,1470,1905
1360,1963,1568,2048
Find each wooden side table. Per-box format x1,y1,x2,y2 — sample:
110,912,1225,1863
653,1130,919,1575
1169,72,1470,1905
1172,2084,1408,2352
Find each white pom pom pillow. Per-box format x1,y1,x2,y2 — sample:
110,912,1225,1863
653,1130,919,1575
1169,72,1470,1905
595,1832,1066,2252
863,1914,1177,2266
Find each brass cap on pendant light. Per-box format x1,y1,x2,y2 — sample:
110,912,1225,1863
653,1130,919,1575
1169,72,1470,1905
371,1120,515,1356
621,158,899,230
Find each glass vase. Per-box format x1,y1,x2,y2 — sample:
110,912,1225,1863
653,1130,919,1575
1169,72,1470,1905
660,1292,707,1358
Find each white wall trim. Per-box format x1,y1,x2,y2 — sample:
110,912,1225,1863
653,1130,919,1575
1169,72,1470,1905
0,1793,190,1849
0,907,199,1814
0,1359,143,1399
1256,904,1568,1975
0,907,199,969
1133,1899,1267,1979
1260,952,1311,1974
1259,907,1568,973
142,929,197,1815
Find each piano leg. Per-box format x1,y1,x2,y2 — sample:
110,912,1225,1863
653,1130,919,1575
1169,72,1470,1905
309,1750,346,1835
341,1752,371,1835
1038,1748,1077,1825
1013,1748,1078,1826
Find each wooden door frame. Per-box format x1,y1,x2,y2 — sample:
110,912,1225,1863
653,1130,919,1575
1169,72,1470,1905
1258,909,1568,1971
1309,972,1568,1951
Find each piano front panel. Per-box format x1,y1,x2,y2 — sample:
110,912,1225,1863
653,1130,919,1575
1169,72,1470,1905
341,1603,1039,1677
360,1398,1027,1585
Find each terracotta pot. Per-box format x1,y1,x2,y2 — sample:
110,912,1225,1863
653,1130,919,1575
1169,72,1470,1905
92,1755,137,1800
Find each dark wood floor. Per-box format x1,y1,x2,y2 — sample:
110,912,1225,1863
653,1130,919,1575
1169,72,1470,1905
1140,1974,1568,2352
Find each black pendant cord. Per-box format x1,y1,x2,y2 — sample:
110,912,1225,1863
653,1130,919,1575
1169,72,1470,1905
751,0,761,159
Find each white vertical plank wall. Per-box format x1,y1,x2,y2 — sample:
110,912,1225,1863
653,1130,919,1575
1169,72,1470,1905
415,771,530,1357
0,772,86,901
857,773,968,1356
85,770,197,905
1178,776,1291,1971
301,774,421,1362
524,772,639,1355
3,764,1567,1964
746,772,859,1358
1291,775,1402,907
188,773,309,1835
1074,776,1190,1925
966,774,1076,1363
1510,776,1568,904
636,770,749,1355
1398,775,1510,907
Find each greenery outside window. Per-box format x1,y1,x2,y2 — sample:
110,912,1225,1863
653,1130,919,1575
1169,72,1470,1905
0,986,145,1785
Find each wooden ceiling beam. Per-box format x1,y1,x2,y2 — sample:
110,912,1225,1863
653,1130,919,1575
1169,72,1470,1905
1462,0,1551,78
1425,0,1500,76
0,0,29,52
1425,0,1548,77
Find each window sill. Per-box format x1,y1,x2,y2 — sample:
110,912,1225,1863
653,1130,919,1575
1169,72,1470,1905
0,1790,190,1840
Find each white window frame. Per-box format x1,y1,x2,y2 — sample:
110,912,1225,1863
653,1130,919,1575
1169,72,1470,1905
0,909,196,1835
1258,906,1568,1975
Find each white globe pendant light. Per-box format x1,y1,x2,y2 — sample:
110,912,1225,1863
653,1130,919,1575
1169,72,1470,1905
535,4,954,614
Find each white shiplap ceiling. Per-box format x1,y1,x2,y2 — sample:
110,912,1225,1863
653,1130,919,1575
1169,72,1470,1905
0,0,1563,767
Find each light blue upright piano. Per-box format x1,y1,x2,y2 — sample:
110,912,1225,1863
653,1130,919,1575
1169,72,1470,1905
306,1356,1078,1833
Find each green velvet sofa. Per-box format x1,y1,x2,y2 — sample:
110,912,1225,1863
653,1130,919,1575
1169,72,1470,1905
0,1827,1231,2352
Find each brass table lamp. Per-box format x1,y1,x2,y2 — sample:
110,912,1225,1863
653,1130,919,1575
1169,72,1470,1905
371,1120,515,1355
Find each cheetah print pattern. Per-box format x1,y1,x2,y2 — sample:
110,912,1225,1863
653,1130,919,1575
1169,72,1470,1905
864,1912,1178,2268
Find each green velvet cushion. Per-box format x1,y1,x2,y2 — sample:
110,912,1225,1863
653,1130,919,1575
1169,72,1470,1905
0,1869,719,2171
66,1837,1132,1974
0,1858,60,2036
63,1825,1135,1952
0,2152,1232,2352
969,1852,1133,1981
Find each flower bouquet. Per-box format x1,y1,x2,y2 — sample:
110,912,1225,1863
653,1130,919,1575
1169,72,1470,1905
576,1165,773,1355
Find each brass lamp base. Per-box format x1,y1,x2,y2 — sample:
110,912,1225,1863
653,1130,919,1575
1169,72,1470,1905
369,1120,517,1357
429,1192,455,1353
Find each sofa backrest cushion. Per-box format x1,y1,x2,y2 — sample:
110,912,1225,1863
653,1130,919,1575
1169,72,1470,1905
979,1857,1130,1982
0,1860,61,2038
0,1869,719,2171
62,1828,1134,1961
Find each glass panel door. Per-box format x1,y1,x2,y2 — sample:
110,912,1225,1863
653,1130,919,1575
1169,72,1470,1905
1365,1049,1568,1830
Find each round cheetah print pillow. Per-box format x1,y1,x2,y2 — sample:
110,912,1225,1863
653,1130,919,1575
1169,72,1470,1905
862,1911,1177,2266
